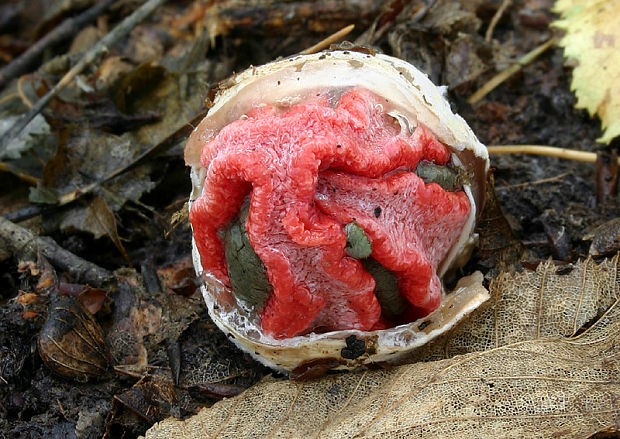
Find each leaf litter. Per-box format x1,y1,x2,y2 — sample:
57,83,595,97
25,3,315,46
0,0,618,438
144,256,620,439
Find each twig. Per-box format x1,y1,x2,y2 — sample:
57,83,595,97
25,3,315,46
3,205,55,223
0,162,40,185
485,0,511,42
0,0,116,90
300,24,355,55
468,37,555,104
495,172,569,191
489,144,594,161
57,399,68,420
0,0,168,156
488,144,620,165
0,216,113,286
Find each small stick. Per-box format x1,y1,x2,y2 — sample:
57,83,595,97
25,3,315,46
57,399,68,420
495,172,569,191
0,162,40,185
300,24,355,55
3,205,55,223
468,37,555,105
0,215,113,286
488,144,620,165
485,0,511,42
0,0,116,90
0,0,168,156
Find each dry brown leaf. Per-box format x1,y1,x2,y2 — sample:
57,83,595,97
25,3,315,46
87,196,131,264
411,254,619,361
59,195,131,264
143,256,620,439
106,269,203,368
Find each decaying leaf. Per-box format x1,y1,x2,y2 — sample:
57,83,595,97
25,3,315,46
474,174,524,274
585,217,620,256
38,295,111,381
386,0,491,87
0,105,56,184
553,0,620,144
0,114,50,160
112,375,178,425
58,282,108,314
445,33,487,88
60,195,131,264
156,255,197,298
411,254,619,361
143,256,620,439
106,269,203,368
121,64,207,149
40,127,144,197
23,52,209,240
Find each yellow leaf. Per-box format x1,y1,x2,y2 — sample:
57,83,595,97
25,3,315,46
553,0,620,144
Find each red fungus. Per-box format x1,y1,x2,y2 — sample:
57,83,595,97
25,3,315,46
190,88,471,339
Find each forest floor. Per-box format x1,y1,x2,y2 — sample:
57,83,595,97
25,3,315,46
0,0,618,438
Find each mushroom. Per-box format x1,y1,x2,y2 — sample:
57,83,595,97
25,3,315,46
186,49,490,372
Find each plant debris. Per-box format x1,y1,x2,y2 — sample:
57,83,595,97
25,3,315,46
38,295,111,381
144,257,620,438
0,0,618,437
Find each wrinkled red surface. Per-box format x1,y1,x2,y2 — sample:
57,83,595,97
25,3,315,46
190,88,470,338
316,171,470,315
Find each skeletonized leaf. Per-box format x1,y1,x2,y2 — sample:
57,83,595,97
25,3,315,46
143,256,620,439
553,0,620,144
410,254,619,361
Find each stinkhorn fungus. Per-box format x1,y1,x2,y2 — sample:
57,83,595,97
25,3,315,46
187,49,490,372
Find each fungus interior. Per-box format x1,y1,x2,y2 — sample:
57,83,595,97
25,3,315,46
190,88,470,339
